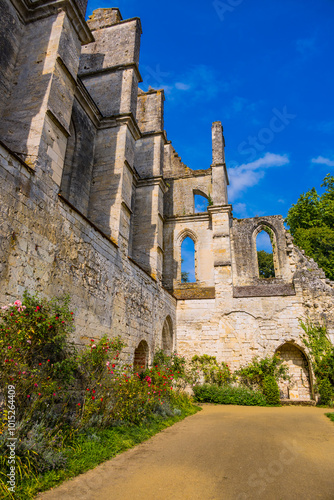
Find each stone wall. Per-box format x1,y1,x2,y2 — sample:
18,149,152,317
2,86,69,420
0,142,176,362
0,0,333,401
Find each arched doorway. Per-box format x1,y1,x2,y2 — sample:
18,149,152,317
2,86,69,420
276,343,312,400
162,316,173,355
133,340,149,370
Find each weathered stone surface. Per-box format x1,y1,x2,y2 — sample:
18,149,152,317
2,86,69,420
0,1,333,392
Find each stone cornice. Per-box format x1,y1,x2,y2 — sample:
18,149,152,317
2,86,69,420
79,62,143,84
99,113,141,141
11,0,94,44
165,213,210,224
139,130,168,144
137,176,168,194
208,204,232,216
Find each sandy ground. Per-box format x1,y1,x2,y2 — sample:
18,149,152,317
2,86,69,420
37,405,334,500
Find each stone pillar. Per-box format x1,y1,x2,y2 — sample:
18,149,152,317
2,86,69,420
132,178,166,281
0,0,92,184
211,121,229,205
81,9,142,251
131,89,167,280
208,205,233,299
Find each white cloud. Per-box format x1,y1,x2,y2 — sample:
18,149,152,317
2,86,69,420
140,64,229,104
175,82,191,91
227,152,290,201
233,202,248,217
311,156,334,167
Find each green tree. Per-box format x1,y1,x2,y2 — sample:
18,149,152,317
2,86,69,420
257,250,275,278
285,174,334,280
181,258,189,283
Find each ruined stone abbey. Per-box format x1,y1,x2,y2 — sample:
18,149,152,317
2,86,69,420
1,0,333,400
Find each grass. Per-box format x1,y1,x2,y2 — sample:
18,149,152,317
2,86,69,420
7,405,200,499
325,412,334,423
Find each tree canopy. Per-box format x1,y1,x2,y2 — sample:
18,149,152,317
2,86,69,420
285,174,334,280
257,250,275,279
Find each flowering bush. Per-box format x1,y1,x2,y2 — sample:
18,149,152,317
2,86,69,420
0,292,196,494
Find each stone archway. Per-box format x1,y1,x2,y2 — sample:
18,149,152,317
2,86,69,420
276,343,312,400
133,340,149,370
162,316,173,355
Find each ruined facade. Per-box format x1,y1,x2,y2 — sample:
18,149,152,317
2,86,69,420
1,0,333,400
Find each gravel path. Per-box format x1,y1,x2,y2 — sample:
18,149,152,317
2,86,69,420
37,405,334,500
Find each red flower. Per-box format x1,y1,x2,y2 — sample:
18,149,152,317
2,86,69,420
39,363,42,366
92,396,95,400
100,398,103,402
92,390,96,393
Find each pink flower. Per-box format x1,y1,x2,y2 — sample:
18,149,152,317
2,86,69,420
53,393,56,396
27,340,31,344
34,383,38,387
14,300,22,307
27,395,30,398
106,361,110,367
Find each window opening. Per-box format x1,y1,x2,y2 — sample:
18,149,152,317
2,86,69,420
256,229,275,278
194,194,209,213
181,236,195,282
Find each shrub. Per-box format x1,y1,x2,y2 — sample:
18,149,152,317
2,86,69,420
236,354,289,390
318,378,334,405
262,375,280,406
193,384,267,406
190,354,234,386
300,319,334,400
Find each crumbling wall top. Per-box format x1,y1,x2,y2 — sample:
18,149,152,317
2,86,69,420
87,8,123,30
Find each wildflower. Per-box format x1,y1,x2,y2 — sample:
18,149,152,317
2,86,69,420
92,396,95,400
27,340,31,344
38,393,41,396
92,390,96,393
53,393,56,396
100,398,103,402
14,300,22,307
78,403,81,406
106,361,110,367
34,383,38,387
27,395,30,398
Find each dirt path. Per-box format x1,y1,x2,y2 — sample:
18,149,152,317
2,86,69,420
38,406,334,500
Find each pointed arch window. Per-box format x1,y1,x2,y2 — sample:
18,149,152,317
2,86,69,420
181,236,196,282
255,226,277,279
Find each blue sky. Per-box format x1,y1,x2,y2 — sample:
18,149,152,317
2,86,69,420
86,0,334,224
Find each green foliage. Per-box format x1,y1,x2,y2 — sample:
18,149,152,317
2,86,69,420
190,354,234,386
318,379,334,405
193,384,267,406
326,412,334,422
257,250,275,278
300,319,334,403
0,292,197,498
153,350,186,379
285,174,334,280
180,257,189,283
181,271,189,283
207,193,213,206
262,375,280,406
236,355,289,390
